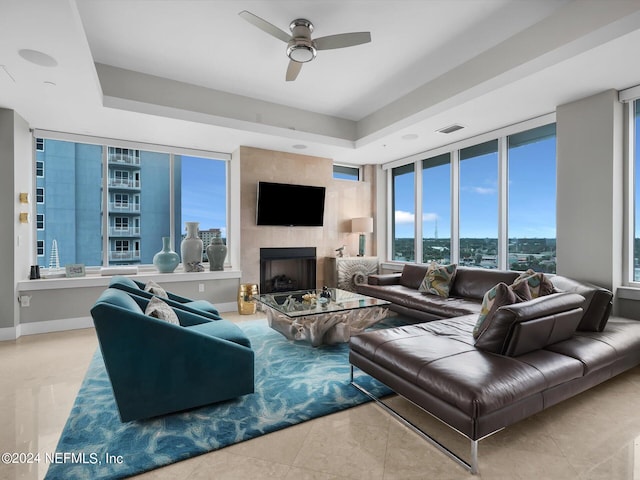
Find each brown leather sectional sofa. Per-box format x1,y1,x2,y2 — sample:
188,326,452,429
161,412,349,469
351,264,640,474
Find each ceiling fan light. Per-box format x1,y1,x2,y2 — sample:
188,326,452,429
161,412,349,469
287,44,316,63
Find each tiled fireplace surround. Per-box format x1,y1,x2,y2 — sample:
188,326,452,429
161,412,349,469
239,146,376,289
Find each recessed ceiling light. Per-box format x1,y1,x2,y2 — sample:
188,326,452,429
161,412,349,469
292,144,307,149
18,49,58,67
401,133,418,140
436,124,465,134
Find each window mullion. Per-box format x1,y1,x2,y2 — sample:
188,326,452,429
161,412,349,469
102,145,110,266
451,150,460,265
498,137,508,270
415,160,423,263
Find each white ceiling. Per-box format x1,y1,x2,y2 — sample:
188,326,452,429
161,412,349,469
2,0,640,165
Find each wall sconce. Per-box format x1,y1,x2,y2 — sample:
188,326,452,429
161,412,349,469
19,192,29,204
19,212,30,224
351,217,373,257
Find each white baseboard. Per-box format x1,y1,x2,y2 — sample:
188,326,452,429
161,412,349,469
216,302,239,314
0,302,245,341
0,316,94,341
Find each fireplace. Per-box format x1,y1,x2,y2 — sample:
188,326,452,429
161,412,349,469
260,247,317,294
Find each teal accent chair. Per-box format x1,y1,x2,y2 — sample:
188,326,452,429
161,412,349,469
90,288,254,422
108,276,221,320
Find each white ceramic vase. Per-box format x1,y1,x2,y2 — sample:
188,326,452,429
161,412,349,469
180,222,203,272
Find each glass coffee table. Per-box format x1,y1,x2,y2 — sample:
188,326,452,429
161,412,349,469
254,288,390,347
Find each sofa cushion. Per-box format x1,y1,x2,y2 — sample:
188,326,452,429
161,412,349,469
357,284,481,318
399,264,430,289
512,269,554,298
474,292,585,355
449,267,520,300
474,283,521,339
418,262,457,297
144,280,169,298
145,296,180,325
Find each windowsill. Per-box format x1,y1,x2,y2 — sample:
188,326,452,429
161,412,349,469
17,268,242,292
616,286,640,301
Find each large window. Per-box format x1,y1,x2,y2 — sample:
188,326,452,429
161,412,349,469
633,100,640,281
387,121,556,272
508,124,557,273
392,163,415,261
459,140,499,268
35,137,227,269
422,153,451,264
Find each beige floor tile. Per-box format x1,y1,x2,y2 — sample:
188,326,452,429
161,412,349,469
5,313,640,479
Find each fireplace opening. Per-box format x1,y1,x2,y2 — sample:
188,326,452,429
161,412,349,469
260,247,316,294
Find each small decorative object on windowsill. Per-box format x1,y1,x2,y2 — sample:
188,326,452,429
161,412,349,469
181,222,203,272
29,265,40,280
335,245,346,258
153,236,180,273
206,228,227,271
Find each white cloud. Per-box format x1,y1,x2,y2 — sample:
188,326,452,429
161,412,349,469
395,211,440,223
395,210,415,223
472,186,495,195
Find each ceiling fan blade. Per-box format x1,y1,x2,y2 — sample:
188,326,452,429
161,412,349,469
286,60,303,82
314,32,371,50
238,10,290,43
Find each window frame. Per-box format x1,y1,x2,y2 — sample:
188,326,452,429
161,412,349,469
384,114,557,269
623,91,640,286
32,130,233,271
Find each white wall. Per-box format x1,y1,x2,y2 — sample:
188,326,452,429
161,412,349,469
556,90,624,303
0,109,31,331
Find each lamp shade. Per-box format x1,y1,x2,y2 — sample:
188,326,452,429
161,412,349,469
351,217,373,233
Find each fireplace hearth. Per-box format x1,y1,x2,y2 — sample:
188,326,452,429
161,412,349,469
260,247,316,294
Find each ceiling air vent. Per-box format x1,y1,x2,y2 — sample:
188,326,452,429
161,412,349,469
437,124,464,134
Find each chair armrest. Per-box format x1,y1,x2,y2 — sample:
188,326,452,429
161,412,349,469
368,273,401,286
173,308,215,326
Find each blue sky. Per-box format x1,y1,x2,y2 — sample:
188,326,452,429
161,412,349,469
181,156,227,234
394,137,556,239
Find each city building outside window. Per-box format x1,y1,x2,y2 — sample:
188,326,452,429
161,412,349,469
36,214,44,230
36,160,44,177
37,240,44,257
34,137,227,269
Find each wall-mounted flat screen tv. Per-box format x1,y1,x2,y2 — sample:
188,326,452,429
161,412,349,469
256,181,326,226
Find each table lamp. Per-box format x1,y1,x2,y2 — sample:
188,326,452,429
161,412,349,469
351,217,373,257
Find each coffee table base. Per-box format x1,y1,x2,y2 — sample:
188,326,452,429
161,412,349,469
265,306,389,347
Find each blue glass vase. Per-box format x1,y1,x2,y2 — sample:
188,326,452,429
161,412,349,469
153,237,180,273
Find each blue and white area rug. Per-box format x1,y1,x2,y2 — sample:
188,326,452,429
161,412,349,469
45,318,396,479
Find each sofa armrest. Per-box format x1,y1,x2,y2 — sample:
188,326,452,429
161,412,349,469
475,292,585,355
368,273,401,286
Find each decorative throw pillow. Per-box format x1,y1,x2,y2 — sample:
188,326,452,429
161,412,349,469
418,262,457,298
144,280,168,298
512,269,554,299
473,282,521,339
144,296,180,325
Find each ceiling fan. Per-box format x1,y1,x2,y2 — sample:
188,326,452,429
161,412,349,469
238,10,371,81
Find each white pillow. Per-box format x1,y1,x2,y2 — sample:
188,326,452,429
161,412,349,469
144,280,168,298
144,296,180,325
